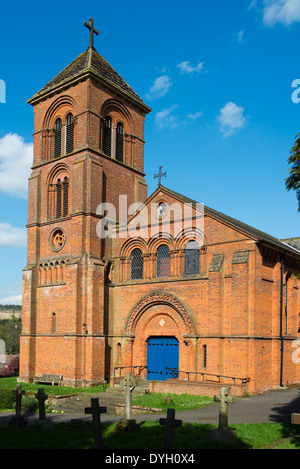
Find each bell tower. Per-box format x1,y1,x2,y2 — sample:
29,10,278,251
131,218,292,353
19,20,151,386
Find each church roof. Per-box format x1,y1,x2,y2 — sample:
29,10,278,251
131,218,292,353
27,46,151,112
154,186,300,257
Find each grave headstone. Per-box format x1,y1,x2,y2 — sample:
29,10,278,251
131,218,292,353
114,372,140,433
9,384,27,427
85,398,107,449
159,408,182,449
209,387,237,444
35,388,48,421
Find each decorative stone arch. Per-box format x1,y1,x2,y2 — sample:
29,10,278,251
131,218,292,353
147,233,175,253
43,95,77,129
120,237,147,257
124,291,196,336
174,227,206,251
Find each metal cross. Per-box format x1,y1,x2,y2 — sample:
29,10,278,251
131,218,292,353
154,166,166,186
84,18,99,50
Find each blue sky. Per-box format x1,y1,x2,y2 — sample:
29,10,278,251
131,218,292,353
0,0,300,304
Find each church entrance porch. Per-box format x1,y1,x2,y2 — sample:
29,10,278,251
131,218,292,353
146,336,179,381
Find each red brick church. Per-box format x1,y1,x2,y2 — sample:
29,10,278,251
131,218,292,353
19,20,300,396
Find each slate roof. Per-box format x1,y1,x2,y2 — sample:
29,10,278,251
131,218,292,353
28,47,150,111
157,186,300,257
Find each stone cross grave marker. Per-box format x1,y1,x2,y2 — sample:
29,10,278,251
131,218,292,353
159,408,182,449
209,387,237,444
35,388,48,421
121,372,136,420
9,384,27,427
85,398,107,449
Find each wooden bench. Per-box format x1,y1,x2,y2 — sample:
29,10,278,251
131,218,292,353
33,374,63,386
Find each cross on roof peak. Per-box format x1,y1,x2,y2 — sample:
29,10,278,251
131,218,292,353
84,18,99,50
154,166,167,186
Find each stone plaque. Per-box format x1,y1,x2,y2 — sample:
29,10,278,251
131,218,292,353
209,254,224,272
232,251,249,264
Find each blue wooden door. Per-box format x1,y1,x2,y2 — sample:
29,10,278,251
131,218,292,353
147,336,179,381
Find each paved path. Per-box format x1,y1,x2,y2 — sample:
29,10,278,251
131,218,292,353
1,386,300,426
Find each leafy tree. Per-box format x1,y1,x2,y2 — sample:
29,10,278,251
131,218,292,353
286,133,300,211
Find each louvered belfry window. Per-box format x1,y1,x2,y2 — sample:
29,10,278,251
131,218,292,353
63,177,69,217
66,113,74,154
116,122,124,163
54,118,62,158
103,116,112,156
56,179,62,218
184,240,199,275
131,249,143,280
156,244,170,277
55,177,69,219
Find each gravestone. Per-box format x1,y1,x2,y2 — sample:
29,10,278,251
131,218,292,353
9,384,27,427
35,388,51,426
159,408,182,449
209,387,237,444
122,372,136,420
114,372,140,432
85,398,107,449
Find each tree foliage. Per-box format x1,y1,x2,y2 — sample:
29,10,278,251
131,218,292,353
286,133,300,211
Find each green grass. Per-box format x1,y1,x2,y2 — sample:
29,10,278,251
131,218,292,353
0,420,299,449
0,376,107,399
132,392,214,412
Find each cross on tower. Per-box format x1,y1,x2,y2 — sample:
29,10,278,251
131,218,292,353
154,166,167,187
84,18,99,50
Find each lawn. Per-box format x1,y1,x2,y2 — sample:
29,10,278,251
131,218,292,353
0,420,299,449
0,376,107,397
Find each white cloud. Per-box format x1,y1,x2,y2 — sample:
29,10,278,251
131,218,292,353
0,294,22,305
155,105,179,129
262,0,300,26
146,75,172,99
238,29,245,42
177,61,205,74
0,133,32,198
248,0,258,9
187,111,202,120
217,102,248,137
0,222,27,247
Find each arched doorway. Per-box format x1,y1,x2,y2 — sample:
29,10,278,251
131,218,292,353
123,292,197,381
147,336,179,381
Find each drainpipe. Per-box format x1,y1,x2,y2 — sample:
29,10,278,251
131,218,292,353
279,254,284,388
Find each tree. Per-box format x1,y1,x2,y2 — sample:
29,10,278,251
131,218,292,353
286,132,300,211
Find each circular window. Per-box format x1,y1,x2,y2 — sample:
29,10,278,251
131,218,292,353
156,201,168,218
49,228,66,252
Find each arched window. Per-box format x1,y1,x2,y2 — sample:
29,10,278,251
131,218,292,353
131,248,143,280
55,176,69,219
116,122,124,163
54,118,62,158
184,240,199,275
156,244,170,277
66,113,74,154
103,116,112,156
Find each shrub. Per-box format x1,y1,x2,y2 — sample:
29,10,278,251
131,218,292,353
0,388,15,410
21,396,38,413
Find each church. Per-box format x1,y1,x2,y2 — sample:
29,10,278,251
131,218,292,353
19,20,300,396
